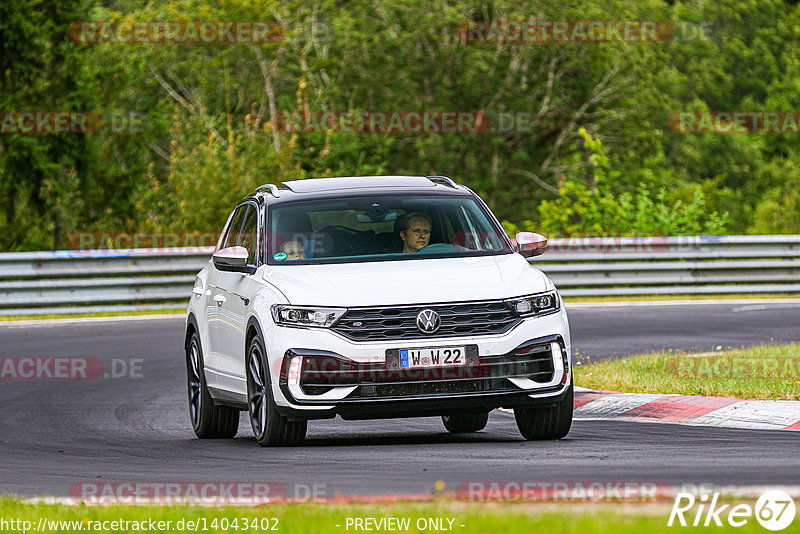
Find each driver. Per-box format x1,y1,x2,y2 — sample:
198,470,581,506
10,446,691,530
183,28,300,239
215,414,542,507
398,212,432,253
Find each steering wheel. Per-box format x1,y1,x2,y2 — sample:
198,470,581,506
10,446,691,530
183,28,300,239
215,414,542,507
418,243,468,254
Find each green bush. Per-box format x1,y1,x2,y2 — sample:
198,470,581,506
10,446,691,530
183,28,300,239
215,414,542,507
749,184,800,234
536,179,730,237
506,129,730,238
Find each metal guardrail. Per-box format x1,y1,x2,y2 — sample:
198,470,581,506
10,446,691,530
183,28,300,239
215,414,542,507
537,235,800,296
0,248,213,315
1,235,799,315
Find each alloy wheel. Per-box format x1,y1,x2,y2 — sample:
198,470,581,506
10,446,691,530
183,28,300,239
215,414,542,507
248,344,268,437
187,339,203,428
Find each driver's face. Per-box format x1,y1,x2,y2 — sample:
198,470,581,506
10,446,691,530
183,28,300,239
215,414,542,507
401,218,431,253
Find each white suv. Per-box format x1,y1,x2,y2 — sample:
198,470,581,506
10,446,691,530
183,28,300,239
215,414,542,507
185,175,573,446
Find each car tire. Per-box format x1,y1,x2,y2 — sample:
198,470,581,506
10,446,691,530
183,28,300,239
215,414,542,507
513,383,573,441
246,335,307,447
441,412,490,433
186,332,239,439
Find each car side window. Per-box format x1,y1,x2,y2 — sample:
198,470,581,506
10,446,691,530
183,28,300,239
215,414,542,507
217,207,244,251
237,205,258,265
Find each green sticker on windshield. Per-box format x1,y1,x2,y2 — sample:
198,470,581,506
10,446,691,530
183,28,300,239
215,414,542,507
274,252,287,261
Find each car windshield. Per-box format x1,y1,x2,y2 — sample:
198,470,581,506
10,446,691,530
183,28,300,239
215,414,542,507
266,195,512,264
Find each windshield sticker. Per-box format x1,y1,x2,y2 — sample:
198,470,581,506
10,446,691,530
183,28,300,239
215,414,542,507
273,252,287,261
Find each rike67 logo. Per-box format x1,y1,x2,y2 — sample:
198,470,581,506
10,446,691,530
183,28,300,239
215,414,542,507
669,490,796,531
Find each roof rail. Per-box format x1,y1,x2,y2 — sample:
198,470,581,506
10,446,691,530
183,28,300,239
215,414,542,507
254,184,280,198
427,175,457,188
279,182,295,192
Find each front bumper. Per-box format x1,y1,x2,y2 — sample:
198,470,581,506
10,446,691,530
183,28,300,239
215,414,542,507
277,381,571,421
265,309,571,421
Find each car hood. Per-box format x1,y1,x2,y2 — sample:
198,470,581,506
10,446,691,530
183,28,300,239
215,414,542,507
263,254,550,307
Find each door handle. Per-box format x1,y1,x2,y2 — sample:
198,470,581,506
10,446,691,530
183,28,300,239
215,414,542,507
213,294,226,306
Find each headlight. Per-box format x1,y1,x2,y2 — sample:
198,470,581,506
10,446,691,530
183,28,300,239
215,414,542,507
505,291,560,317
270,305,346,328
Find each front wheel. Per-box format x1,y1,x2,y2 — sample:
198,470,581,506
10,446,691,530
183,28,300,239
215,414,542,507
246,335,307,447
514,383,573,440
441,412,489,433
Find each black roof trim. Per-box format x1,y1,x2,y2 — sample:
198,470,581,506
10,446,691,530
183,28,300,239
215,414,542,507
279,175,461,194
249,176,471,205
253,184,280,198
426,175,457,188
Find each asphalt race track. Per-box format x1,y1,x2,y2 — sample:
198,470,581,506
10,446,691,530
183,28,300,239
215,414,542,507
1,301,799,498
568,300,800,362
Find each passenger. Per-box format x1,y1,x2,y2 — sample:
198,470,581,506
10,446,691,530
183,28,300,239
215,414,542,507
282,239,307,260
398,212,432,253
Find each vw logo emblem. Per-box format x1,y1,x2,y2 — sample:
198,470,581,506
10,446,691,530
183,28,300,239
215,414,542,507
416,309,440,334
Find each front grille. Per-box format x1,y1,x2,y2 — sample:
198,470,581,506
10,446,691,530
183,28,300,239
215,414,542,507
332,300,521,341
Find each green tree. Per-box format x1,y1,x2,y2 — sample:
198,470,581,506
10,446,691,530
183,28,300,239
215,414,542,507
0,0,100,250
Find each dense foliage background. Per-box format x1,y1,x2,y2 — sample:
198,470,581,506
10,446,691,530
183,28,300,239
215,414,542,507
1,0,799,251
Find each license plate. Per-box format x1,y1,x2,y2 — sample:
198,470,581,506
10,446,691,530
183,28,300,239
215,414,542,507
399,346,466,369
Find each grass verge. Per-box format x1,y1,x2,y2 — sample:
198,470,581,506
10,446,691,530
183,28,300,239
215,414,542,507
574,344,800,400
0,498,781,534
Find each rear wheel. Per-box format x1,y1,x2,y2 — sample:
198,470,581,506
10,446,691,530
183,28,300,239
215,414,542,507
441,412,489,433
186,332,239,439
246,335,307,447
514,383,573,440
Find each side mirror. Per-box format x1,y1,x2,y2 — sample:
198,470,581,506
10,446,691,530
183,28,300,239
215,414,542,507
515,232,548,258
212,246,256,274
